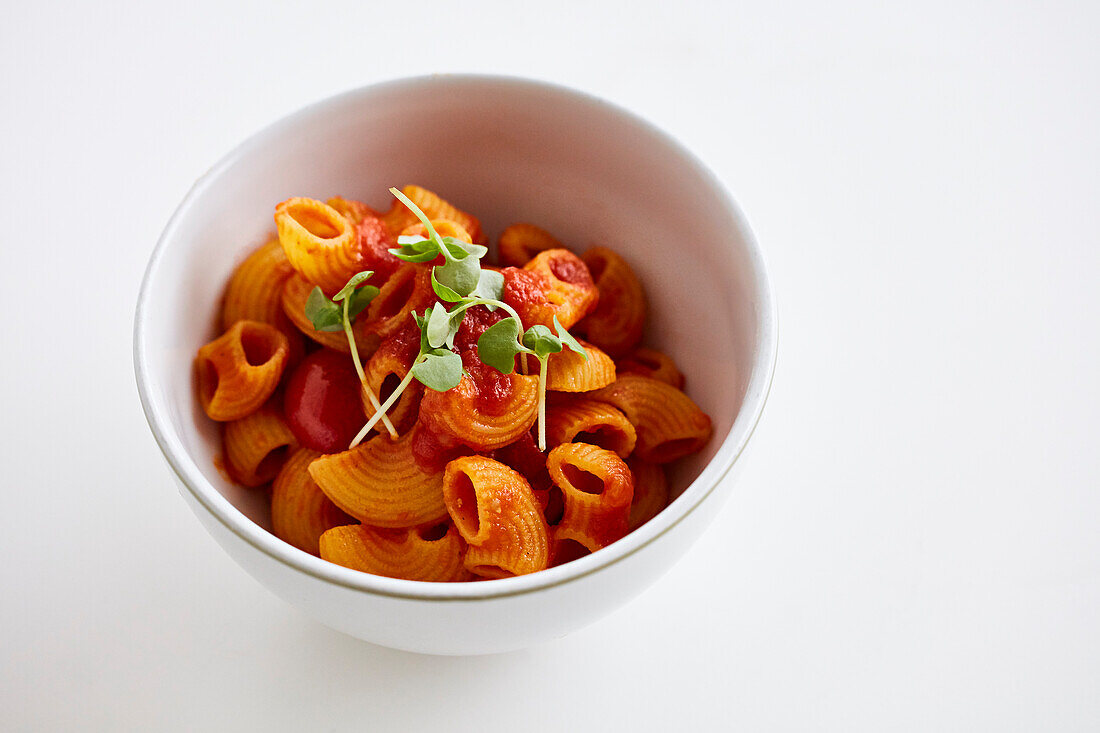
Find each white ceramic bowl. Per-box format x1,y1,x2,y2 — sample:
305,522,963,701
134,75,777,655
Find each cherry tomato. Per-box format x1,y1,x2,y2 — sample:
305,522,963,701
284,349,366,453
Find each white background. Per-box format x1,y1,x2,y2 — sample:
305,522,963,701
2,1,1098,730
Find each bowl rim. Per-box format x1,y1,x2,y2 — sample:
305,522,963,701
133,73,778,601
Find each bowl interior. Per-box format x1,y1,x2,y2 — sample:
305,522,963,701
140,76,765,552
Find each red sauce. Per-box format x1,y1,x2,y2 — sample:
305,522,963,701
409,422,469,473
547,252,593,287
463,358,515,414
490,431,550,492
451,306,516,413
501,267,550,310
356,213,401,280
283,350,366,453
452,305,505,353
383,321,421,366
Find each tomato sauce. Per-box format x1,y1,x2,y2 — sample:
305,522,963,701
463,358,515,415
452,306,516,414
409,422,469,473
546,252,593,287
490,431,550,492
356,213,402,280
501,267,550,310
382,320,421,366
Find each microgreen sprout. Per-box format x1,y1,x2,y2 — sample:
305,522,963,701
304,271,397,438
352,187,587,451
348,303,464,448
476,315,587,449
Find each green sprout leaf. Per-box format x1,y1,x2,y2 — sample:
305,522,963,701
477,318,526,375
426,302,455,349
332,271,374,302
389,236,441,263
304,287,344,332
522,324,563,359
471,268,505,306
346,285,379,320
439,237,488,260
434,254,482,298
553,315,588,360
412,309,431,353
395,235,437,249
411,348,464,392
389,247,439,263
430,268,464,303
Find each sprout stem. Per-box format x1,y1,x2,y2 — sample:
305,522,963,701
536,355,549,450
342,297,397,438
349,358,421,449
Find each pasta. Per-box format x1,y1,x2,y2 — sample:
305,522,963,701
544,339,616,392
220,238,304,357
444,456,550,578
617,347,684,389
223,401,297,487
275,197,364,294
361,336,422,435
545,397,636,458
196,320,289,421
400,218,473,245
361,264,434,340
498,222,561,267
626,458,669,531
196,184,714,582
271,448,353,556
319,524,472,582
309,430,448,528
578,247,646,357
381,185,484,243
589,374,712,464
546,443,634,560
326,196,377,224
281,272,381,357
504,249,598,330
419,370,540,452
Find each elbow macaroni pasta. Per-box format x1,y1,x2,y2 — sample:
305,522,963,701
195,184,715,582
512,249,599,330
617,347,685,389
498,223,561,267
275,197,364,294
400,218,473,246
319,524,472,582
280,272,381,357
545,397,636,458
589,374,713,464
382,185,483,243
444,456,550,578
579,247,646,357
362,264,434,340
326,196,377,225
626,458,669,531
419,371,540,451
309,430,449,528
272,448,353,556
196,320,289,421
220,238,305,368
223,401,297,487
546,442,634,559
544,339,616,392
361,338,422,435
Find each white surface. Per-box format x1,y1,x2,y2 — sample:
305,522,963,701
2,0,1097,729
